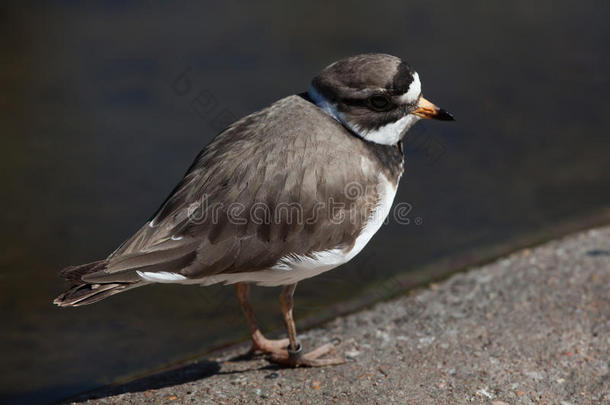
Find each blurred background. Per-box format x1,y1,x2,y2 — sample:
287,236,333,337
1,1,609,403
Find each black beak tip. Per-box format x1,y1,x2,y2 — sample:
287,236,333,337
436,109,455,121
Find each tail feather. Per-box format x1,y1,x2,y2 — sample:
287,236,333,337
54,243,198,307
54,282,129,307
58,260,108,282
54,260,144,307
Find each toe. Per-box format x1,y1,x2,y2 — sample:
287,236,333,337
301,342,335,359
251,337,290,354
267,341,345,368
299,356,346,367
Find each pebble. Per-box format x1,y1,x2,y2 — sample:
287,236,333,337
476,388,492,398
418,336,435,346
524,370,544,380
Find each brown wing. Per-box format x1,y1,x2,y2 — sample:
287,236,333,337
83,95,398,284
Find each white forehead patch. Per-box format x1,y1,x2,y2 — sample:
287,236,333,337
398,72,421,104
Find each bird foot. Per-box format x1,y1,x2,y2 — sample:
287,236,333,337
268,340,345,367
248,332,290,356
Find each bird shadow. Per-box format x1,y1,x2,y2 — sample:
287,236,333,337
62,350,281,404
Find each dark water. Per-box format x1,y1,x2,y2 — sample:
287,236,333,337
1,1,609,403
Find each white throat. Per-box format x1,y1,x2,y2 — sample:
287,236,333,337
354,114,421,145
308,84,421,146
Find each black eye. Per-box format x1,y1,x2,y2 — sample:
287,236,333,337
367,94,392,111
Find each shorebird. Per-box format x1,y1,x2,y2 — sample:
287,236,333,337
54,53,453,367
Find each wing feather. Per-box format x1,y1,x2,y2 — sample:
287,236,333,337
93,95,401,283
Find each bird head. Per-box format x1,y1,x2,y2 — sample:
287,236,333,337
309,53,453,145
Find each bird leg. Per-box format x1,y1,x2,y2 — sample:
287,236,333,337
269,283,345,367
235,282,289,354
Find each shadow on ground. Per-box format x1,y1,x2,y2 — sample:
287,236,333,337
64,351,289,404
66,360,221,403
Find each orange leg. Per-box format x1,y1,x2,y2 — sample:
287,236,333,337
235,282,344,367
235,283,289,354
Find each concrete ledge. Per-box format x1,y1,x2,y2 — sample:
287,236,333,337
73,227,609,404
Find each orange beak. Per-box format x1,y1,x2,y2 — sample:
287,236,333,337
413,96,454,121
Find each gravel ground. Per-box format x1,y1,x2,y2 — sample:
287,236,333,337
71,227,609,404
